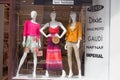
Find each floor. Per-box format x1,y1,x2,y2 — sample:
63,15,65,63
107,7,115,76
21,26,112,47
13,74,84,80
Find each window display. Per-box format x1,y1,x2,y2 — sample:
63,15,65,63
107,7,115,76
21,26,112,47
5,0,111,80
12,2,85,79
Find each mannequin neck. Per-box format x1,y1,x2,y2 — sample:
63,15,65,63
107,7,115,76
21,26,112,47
31,18,37,24
51,18,56,22
71,18,76,24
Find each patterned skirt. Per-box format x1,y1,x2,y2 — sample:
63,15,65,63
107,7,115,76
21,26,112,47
25,36,39,53
46,37,63,70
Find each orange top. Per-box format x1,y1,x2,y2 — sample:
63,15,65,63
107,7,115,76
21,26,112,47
66,22,82,43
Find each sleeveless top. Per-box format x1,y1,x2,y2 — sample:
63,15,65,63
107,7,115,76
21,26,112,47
49,26,59,34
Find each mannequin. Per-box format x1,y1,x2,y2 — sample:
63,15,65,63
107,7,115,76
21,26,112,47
40,11,66,77
16,11,41,78
65,11,82,78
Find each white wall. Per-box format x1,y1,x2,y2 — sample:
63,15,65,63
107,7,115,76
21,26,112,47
110,0,120,80
85,0,110,80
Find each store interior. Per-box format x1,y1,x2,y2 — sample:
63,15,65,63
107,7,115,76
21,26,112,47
2,4,9,80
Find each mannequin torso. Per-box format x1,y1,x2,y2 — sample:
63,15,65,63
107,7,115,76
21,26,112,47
50,21,59,28
40,11,66,38
70,21,76,31
31,20,38,24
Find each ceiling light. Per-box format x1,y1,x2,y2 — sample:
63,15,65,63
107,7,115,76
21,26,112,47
23,0,26,3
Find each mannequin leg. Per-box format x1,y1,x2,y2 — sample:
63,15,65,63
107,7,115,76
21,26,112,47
32,51,37,78
67,44,73,77
61,69,66,77
73,45,81,78
45,70,49,77
16,50,29,77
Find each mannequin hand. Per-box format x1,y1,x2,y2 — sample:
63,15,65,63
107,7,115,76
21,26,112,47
76,43,79,49
38,39,41,48
64,42,68,50
76,40,81,49
22,41,26,47
55,33,61,38
38,43,41,48
46,34,51,38
64,43,67,50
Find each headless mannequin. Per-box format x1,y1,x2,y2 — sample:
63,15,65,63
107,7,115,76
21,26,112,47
65,12,82,78
40,11,66,77
16,11,41,78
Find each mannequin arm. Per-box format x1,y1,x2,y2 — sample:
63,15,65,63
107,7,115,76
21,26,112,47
64,42,68,50
40,23,51,38
76,39,81,49
22,36,26,47
57,22,67,38
38,39,41,48
76,22,82,48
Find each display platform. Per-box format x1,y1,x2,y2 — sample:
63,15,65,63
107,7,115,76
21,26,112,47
13,74,84,80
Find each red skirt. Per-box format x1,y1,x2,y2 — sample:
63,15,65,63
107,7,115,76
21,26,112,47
46,37,63,70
